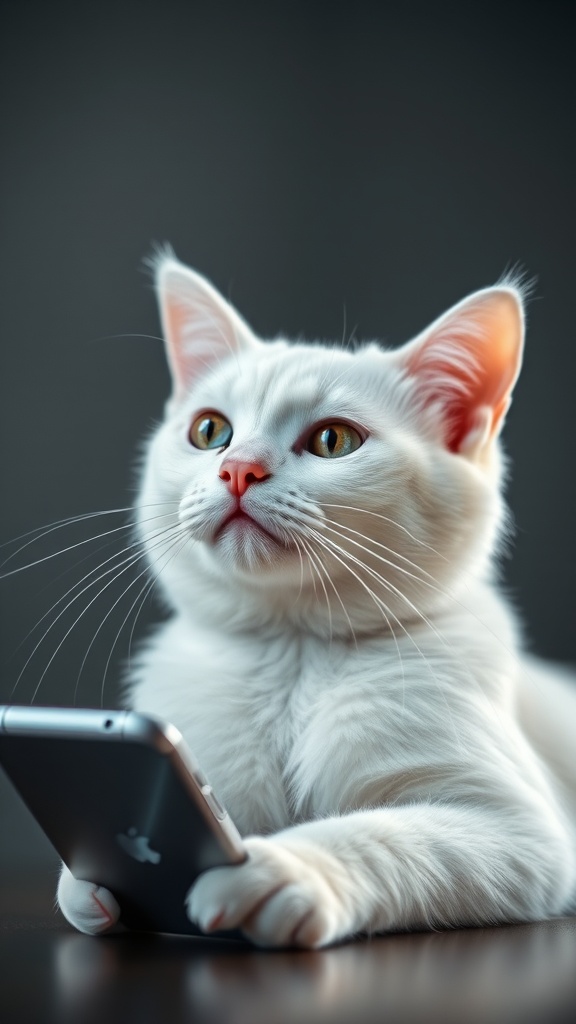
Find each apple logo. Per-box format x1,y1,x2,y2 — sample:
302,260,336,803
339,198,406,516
116,826,162,864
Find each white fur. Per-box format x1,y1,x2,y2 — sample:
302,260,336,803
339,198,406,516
58,258,576,947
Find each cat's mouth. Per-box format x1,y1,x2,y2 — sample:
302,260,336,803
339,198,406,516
213,509,282,546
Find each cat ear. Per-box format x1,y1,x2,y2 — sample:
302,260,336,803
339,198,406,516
154,252,255,400
397,284,525,458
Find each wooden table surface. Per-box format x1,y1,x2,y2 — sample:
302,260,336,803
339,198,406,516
1,875,575,1024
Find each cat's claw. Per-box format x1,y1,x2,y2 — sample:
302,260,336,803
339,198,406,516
57,864,120,935
186,837,347,949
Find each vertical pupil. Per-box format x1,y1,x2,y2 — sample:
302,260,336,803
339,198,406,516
204,419,215,443
325,428,338,453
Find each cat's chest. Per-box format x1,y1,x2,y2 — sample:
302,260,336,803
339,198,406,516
132,621,339,831
131,618,434,834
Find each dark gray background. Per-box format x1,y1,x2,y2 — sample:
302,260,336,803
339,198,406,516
0,0,574,868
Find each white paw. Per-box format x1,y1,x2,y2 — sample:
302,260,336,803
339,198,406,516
57,864,120,935
186,837,349,948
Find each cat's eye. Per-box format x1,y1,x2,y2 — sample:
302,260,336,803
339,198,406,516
307,422,364,459
189,411,233,450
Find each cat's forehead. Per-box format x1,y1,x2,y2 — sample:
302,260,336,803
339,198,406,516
194,341,377,424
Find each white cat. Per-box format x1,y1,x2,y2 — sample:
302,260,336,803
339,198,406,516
58,253,576,946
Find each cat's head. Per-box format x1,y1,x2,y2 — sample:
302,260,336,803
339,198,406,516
137,251,524,639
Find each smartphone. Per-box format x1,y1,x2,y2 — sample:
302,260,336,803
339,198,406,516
0,705,246,936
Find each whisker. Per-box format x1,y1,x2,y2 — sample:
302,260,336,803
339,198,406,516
87,332,165,344
8,513,181,659
298,537,333,641
308,528,463,748
290,537,306,605
300,537,318,599
308,529,402,685
35,534,129,601
300,535,358,649
316,524,512,737
320,525,486,677
36,505,180,600
71,531,188,707
320,517,446,591
124,534,195,685
315,525,451,652
102,533,193,708
0,505,179,579
320,513,527,696
0,511,132,570
321,504,449,561
0,501,177,557
27,526,184,706
13,523,183,701
0,508,132,553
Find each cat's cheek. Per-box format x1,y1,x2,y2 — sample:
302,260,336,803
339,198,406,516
185,837,347,949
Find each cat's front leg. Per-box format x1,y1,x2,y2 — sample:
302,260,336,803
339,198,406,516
187,836,355,948
187,801,574,948
57,863,120,935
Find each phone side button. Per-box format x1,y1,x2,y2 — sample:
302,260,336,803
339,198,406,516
201,784,227,821
193,768,209,789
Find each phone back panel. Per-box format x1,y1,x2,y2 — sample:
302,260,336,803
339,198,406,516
0,708,244,936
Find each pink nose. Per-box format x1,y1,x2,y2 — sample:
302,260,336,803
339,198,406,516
219,460,270,498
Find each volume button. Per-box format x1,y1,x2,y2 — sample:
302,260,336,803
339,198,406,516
193,768,209,789
201,784,227,821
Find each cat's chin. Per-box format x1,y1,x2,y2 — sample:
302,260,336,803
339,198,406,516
213,510,279,545
210,513,297,576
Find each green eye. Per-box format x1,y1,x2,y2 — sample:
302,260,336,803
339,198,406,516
307,423,363,459
189,411,233,450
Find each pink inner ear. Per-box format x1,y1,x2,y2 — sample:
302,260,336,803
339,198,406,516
156,259,254,400
415,346,510,453
164,298,191,387
405,290,524,453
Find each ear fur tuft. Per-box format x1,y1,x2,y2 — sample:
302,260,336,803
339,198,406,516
143,241,178,281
